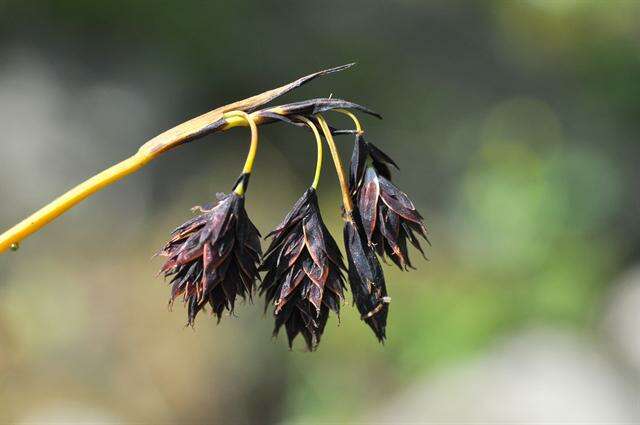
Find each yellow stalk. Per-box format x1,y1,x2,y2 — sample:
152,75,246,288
316,115,353,214
334,108,363,133
224,111,259,196
294,115,323,190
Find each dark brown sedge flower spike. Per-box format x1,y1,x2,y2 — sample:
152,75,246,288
260,188,346,351
158,174,262,324
343,213,390,342
349,134,430,270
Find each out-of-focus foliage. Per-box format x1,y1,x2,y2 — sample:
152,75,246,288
0,1,638,423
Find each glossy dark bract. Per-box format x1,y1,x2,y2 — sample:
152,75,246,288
260,188,345,350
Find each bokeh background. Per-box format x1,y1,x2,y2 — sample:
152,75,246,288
1,1,639,423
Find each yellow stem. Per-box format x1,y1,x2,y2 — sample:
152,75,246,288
223,111,259,196
316,115,353,214
0,153,152,253
0,111,256,254
294,115,323,190
334,108,363,133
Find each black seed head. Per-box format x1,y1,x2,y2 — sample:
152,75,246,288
260,188,346,351
158,187,261,324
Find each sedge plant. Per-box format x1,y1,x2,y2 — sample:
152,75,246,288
0,64,429,350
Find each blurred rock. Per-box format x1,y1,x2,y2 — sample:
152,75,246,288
371,328,639,423
17,402,123,424
603,265,640,375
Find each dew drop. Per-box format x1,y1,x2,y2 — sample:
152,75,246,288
10,242,19,251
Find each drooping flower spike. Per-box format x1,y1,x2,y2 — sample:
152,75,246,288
342,212,390,341
348,127,430,270
158,189,262,323
158,111,262,324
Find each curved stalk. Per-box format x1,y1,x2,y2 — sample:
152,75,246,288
334,108,363,133
294,115,323,190
315,115,353,214
224,111,259,197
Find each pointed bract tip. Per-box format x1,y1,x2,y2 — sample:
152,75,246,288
322,63,356,74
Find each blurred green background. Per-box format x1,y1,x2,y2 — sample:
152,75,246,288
1,1,639,423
